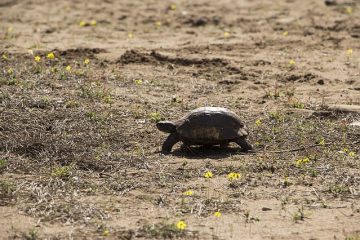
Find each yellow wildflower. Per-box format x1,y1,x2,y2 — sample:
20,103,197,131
283,31,289,36
90,20,97,26
214,211,222,217
34,55,41,62
103,228,109,236
347,48,353,56
170,4,177,10
255,119,261,126
128,32,133,39
134,79,142,85
318,138,325,145
155,21,162,27
176,220,187,230
7,68,14,75
204,171,213,179
346,7,352,14
47,52,55,59
183,190,194,196
79,20,86,27
7,26,13,33
84,58,90,65
65,65,71,72
349,151,356,157
289,59,296,66
223,31,230,38
227,172,241,181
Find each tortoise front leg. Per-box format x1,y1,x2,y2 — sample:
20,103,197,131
234,137,253,152
161,133,180,154
220,141,229,148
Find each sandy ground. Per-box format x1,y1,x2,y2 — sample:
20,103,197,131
1,0,360,239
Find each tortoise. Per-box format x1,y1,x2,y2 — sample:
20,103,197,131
156,107,253,153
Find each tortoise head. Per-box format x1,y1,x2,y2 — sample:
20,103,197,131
156,121,176,133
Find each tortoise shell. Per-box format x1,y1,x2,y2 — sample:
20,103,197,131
175,107,247,144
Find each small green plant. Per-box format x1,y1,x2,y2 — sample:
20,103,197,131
87,111,98,121
293,206,306,222
328,184,349,195
0,159,6,171
268,111,285,122
65,99,80,108
138,222,187,239
0,180,15,204
22,228,38,240
345,234,360,240
283,177,292,187
149,112,163,122
290,98,305,109
51,166,72,179
244,210,260,223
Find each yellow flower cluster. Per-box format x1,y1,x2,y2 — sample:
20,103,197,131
183,190,194,196
227,172,241,181
295,157,310,167
134,79,143,85
343,148,356,157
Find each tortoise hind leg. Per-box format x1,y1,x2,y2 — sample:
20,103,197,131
161,133,180,154
234,137,253,152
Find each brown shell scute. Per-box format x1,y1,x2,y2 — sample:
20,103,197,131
176,107,247,142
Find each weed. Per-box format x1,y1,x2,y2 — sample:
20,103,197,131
51,166,72,179
244,210,260,223
293,206,305,222
79,82,114,104
283,177,292,187
65,99,80,108
149,112,163,122
0,180,15,205
0,159,6,172
290,98,305,109
137,222,187,239
345,233,360,240
22,228,38,240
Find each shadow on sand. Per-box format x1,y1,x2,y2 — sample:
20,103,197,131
168,145,251,160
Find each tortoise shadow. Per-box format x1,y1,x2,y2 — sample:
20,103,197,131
170,145,248,159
